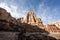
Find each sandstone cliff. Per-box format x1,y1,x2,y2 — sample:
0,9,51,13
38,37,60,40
0,8,60,40
0,8,45,32
0,8,19,31
17,11,60,33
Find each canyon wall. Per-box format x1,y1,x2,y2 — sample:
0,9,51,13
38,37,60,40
0,8,60,40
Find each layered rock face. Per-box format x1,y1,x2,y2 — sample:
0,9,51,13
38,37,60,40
18,11,43,26
0,7,60,33
0,8,17,24
45,24,60,32
0,8,60,40
0,8,18,31
18,11,60,33
51,22,60,28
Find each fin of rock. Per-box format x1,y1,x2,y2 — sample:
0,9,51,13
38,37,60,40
18,11,43,26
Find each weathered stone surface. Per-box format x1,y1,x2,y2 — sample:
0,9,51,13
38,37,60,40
0,8,17,24
0,8,18,31
22,32,56,40
17,17,24,23
17,11,60,33
0,8,60,40
45,24,60,32
18,11,43,26
0,32,19,40
0,32,57,40
0,8,60,33
51,22,60,28
0,8,10,22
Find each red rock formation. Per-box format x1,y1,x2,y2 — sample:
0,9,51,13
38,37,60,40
0,8,59,40
18,11,43,26
17,11,60,33
45,24,60,32
51,22,60,28
0,8,17,31
0,8,17,24
0,8,60,33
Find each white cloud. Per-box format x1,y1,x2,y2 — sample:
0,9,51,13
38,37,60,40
0,0,60,24
0,2,19,18
37,1,60,24
0,2,28,19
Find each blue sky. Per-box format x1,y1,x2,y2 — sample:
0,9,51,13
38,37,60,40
0,0,60,24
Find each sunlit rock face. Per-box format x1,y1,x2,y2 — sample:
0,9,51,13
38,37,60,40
17,11,60,33
45,24,60,33
0,8,60,40
18,11,43,26
0,8,60,33
44,22,60,33
51,22,60,28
